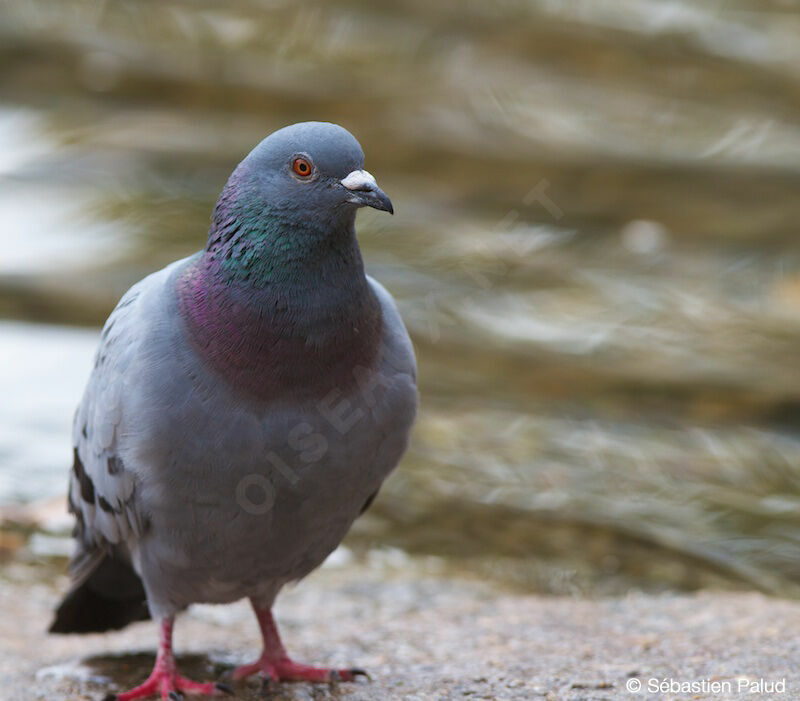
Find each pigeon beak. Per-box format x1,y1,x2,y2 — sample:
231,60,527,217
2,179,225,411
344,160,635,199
341,170,394,214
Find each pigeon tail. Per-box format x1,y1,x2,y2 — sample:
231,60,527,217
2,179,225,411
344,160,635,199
49,552,149,634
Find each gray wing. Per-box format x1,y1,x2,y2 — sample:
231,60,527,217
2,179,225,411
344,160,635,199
67,271,161,580
367,274,417,382
52,259,195,632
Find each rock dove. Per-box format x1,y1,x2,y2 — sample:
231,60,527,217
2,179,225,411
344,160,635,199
49,122,418,700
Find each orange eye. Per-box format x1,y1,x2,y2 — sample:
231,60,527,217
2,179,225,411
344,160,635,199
292,157,313,177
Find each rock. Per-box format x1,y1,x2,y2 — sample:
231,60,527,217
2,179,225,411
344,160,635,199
1,556,799,700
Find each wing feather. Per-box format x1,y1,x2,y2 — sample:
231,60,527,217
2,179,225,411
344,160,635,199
69,283,145,552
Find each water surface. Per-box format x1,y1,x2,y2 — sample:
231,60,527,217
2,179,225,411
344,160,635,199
1,0,800,595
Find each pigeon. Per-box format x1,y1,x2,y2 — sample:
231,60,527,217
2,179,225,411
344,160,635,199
49,122,418,700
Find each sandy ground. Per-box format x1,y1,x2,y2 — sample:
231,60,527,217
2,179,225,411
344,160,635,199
0,554,798,701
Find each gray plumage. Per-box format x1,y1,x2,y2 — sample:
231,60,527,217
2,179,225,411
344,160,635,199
52,122,417,634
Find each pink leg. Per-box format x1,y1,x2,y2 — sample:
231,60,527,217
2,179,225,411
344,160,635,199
232,602,368,684
104,618,233,701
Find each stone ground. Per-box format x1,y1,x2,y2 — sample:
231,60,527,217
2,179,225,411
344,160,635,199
0,554,798,701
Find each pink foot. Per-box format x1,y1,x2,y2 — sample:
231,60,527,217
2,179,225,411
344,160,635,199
233,655,367,683
233,602,368,685
105,672,229,701
104,618,233,701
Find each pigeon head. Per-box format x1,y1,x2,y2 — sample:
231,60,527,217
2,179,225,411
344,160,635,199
209,122,391,249
241,121,393,218
204,122,391,287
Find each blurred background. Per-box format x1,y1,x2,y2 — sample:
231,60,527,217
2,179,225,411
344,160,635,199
1,0,800,599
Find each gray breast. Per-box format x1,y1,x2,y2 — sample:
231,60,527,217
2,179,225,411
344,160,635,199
118,271,417,617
